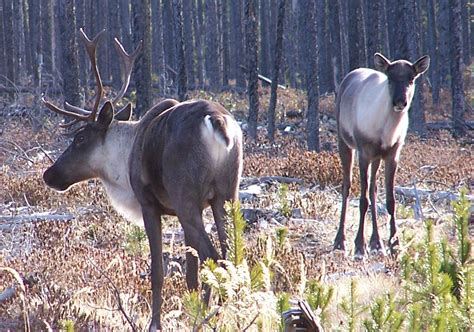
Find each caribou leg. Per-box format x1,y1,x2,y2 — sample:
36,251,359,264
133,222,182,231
142,206,164,332
210,198,228,258
334,138,354,253
354,154,370,259
385,149,400,255
368,158,384,254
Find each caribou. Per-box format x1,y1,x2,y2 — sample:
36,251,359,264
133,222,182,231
333,53,430,258
42,29,243,330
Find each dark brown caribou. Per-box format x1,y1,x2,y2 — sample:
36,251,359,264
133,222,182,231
333,53,429,258
42,29,242,330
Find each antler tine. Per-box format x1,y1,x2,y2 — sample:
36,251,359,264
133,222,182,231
79,27,105,120
42,97,90,121
64,101,92,116
112,38,143,105
59,118,81,129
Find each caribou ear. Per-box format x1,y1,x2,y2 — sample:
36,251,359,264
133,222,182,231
414,55,430,76
96,101,114,130
115,103,133,121
374,53,391,73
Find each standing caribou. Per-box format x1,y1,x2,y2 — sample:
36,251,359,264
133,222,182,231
333,53,430,258
42,29,242,331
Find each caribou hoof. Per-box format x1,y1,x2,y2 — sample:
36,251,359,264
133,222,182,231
333,240,346,256
389,236,400,257
369,239,385,256
353,247,367,261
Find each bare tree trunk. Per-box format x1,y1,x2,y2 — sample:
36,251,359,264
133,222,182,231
13,0,27,83
23,0,33,79
437,0,450,87
338,0,349,75
182,0,195,88
245,0,259,140
328,0,343,84
205,0,220,90
230,0,246,88
40,0,53,75
221,0,230,86
267,0,286,141
132,0,153,117
120,0,132,51
259,0,270,77
173,0,187,101
108,0,121,90
284,3,298,88
193,0,204,88
162,0,176,75
2,0,15,83
366,0,381,67
316,0,333,93
0,3,5,78
152,0,166,91
348,0,367,70
427,0,440,106
460,0,470,65
449,0,466,136
306,0,320,151
58,0,81,106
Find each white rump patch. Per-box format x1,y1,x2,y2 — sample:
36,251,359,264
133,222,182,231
201,115,238,164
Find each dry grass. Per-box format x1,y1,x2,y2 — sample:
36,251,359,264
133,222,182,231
0,88,472,330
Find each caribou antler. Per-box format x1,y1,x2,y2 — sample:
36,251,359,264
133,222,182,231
43,28,141,128
112,38,142,105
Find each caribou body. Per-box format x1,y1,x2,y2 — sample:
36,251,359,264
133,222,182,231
333,53,429,258
42,29,242,331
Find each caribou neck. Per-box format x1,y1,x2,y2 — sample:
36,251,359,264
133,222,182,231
92,121,143,224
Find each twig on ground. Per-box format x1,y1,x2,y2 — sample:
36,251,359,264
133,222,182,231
87,257,138,332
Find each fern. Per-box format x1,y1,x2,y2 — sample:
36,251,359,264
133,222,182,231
225,200,246,266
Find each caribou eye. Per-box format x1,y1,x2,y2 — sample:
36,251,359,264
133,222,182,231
75,134,86,146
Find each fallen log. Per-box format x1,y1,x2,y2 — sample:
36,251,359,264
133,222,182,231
395,186,474,202
240,176,304,188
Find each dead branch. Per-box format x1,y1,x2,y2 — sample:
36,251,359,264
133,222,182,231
241,176,304,188
395,186,474,203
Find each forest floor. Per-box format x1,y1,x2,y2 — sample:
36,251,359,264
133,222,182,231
0,87,473,330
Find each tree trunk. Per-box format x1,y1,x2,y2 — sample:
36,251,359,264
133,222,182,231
404,0,426,134
205,0,220,90
245,0,259,140
162,0,176,74
316,0,333,93
173,0,187,101
58,0,81,106
437,0,450,86
328,0,343,84
348,0,367,70
338,0,349,75
108,0,121,90
306,0,320,151
284,3,298,88
193,0,204,88
3,0,15,82
40,0,53,75
120,0,132,51
13,0,27,83
259,0,270,77
267,0,286,141
460,0,470,65
427,0,440,106
230,0,246,88
182,0,195,88
132,0,153,117
152,0,166,91
366,0,381,67
221,0,230,86
0,2,5,78
449,0,466,136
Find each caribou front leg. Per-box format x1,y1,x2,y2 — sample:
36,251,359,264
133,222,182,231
142,206,164,332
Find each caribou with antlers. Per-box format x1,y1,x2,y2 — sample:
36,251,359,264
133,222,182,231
42,29,243,330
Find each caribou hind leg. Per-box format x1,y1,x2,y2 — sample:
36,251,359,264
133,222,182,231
334,138,354,253
368,158,384,254
210,198,228,258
